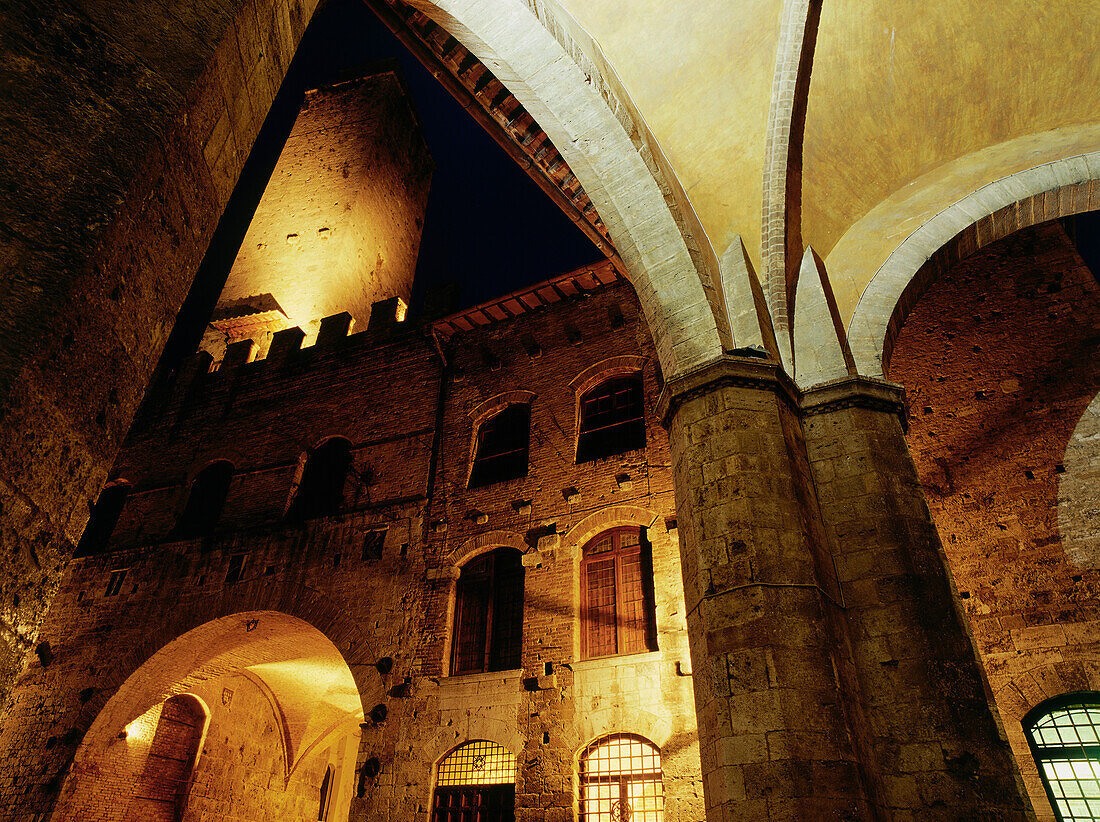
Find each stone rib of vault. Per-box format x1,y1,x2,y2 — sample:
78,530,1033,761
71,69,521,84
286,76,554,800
793,246,857,387
718,235,782,364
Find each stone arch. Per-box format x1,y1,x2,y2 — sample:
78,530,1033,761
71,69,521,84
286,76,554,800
401,0,722,376
844,149,1100,379
1059,391,1100,568
575,715,672,756
55,609,366,822
562,505,661,557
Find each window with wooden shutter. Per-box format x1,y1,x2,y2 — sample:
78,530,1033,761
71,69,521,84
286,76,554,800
581,527,657,659
576,375,645,463
451,548,525,675
469,404,530,488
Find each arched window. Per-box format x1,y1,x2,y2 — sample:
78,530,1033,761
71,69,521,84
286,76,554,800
174,461,233,538
286,437,352,521
74,481,130,558
581,527,657,659
451,548,525,675
469,404,530,488
124,695,207,821
577,375,645,463
318,765,334,821
433,740,516,822
580,734,663,822
1025,693,1100,821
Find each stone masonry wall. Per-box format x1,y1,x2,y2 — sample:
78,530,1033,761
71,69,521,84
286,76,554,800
890,221,1100,819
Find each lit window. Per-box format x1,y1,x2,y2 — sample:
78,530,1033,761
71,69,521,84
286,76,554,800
581,528,657,659
174,461,233,538
74,482,130,558
1025,693,1100,821
469,404,530,488
451,548,524,676
577,375,645,463
433,740,516,822
286,438,352,521
580,734,663,822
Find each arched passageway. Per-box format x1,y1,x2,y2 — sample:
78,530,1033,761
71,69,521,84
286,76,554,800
54,611,364,822
888,218,1100,819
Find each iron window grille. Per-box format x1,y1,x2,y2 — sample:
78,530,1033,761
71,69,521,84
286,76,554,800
580,734,664,822
433,740,517,822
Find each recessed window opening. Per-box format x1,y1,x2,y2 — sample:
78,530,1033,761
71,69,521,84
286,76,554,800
577,375,645,463
1025,693,1100,821
74,482,130,558
581,527,657,659
580,734,664,822
104,569,128,597
318,764,334,821
469,404,530,488
286,437,352,521
433,740,516,822
224,554,247,585
362,528,388,561
451,548,525,676
174,461,233,539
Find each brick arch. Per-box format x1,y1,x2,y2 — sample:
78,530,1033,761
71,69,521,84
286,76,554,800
468,391,536,424
845,150,1100,380
1059,391,1100,569
568,355,649,398
446,530,529,569
562,505,661,556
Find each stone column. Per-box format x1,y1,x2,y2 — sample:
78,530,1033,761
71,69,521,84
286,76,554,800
659,357,878,821
800,377,1032,819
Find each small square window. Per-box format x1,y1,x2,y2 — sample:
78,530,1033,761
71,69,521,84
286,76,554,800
362,529,388,561
105,569,128,597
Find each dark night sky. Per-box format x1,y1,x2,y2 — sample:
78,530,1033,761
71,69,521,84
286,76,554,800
160,0,600,375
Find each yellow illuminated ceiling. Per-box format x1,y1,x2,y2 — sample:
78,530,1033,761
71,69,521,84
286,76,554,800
509,0,1100,322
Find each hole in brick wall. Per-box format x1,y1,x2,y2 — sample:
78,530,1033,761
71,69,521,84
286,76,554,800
76,591,83,602
542,732,550,744
375,657,394,675
35,642,53,666
1056,464,1067,473
79,687,95,703
1025,470,1035,480
369,704,387,724
1073,575,1083,582
959,591,971,599
544,662,553,676
400,542,408,558
265,565,275,576
923,406,934,415
198,574,206,586
333,553,341,568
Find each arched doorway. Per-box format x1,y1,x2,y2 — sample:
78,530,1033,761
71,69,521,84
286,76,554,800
53,611,365,822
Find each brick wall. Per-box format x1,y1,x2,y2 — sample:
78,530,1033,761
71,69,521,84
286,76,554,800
890,221,1100,819
0,280,702,822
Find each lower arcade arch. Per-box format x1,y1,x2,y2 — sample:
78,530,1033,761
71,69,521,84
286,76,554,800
886,216,1100,820
53,611,365,822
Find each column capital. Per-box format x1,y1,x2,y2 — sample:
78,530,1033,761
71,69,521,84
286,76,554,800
800,376,907,429
656,354,798,426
